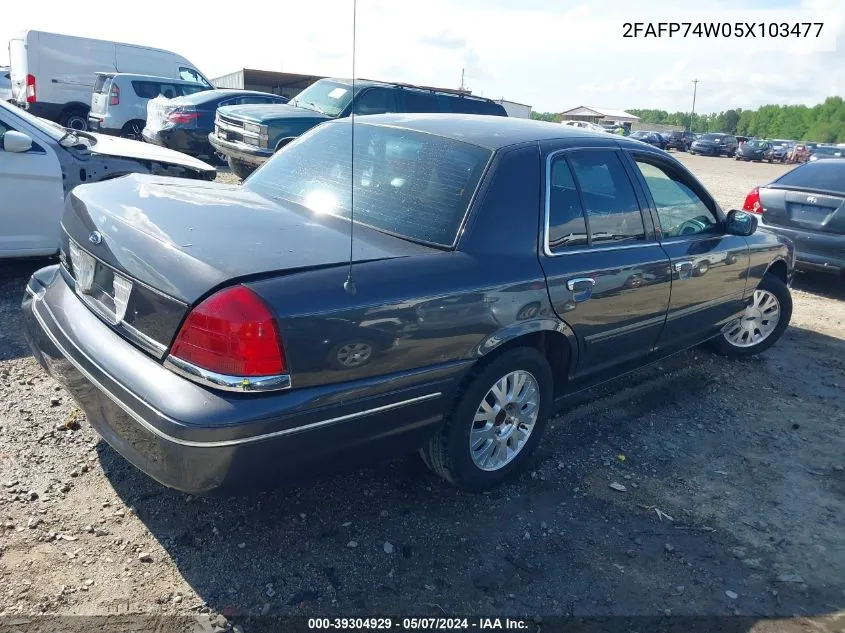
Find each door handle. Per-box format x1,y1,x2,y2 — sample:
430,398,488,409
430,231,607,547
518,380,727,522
674,260,694,280
566,277,595,302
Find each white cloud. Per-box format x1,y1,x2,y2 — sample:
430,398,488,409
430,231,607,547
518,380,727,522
1,0,842,114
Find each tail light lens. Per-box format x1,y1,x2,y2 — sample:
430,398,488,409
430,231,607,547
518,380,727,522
25,74,36,103
170,285,286,377
742,186,763,214
109,83,120,106
167,109,199,125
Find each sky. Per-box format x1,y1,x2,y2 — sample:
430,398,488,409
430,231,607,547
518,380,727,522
2,0,844,114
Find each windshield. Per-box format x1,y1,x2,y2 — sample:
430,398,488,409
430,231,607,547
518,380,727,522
813,147,841,156
631,131,648,138
700,134,724,142
291,80,353,117
745,141,765,149
246,120,492,247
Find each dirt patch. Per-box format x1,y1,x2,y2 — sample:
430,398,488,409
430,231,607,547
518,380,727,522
1,155,843,630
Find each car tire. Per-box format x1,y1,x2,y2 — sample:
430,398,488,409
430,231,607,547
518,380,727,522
227,157,256,180
120,120,145,140
59,108,89,131
709,273,792,358
420,347,554,491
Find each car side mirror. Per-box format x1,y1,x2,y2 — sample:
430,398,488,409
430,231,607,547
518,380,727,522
2,131,34,153
725,209,758,237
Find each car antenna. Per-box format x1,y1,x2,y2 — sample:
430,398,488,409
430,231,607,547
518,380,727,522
343,0,358,295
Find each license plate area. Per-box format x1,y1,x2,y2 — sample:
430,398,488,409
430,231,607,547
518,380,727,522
788,203,830,224
69,242,133,325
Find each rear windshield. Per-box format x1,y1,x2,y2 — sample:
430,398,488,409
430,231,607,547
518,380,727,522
245,121,492,247
745,140,766,148
774,161,845,193
700,134,725,141
176,90,248,106
93,75,112,94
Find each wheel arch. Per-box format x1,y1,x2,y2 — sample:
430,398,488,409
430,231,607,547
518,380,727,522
473,320,576,400
275,136,297,152
765,258,789,285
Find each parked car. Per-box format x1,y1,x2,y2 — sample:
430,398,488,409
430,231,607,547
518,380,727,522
743,159,845,275
562,120,608,133
664,131,694,151
629,130,667,150
8,30,212,131
735,139,775,162
88,73,211,139
0,100,214,258
143,89,288,163
0,67,12,102
809,145,844,161
768,140,793,162
689,133,738,157
22,114,794,494
209,78,508,179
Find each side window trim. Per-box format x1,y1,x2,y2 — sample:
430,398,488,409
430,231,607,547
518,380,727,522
543,146,655,257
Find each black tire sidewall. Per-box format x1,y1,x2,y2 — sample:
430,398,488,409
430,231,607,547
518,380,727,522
712,274,792,357
444,348,554,490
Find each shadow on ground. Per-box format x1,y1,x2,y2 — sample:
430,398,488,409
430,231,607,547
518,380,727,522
99,325,845,623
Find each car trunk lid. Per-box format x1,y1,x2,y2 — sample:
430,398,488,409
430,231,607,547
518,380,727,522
60,174,433,352
759,186,845,235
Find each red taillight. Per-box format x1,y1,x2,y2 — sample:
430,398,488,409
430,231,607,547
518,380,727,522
167,110,199,125
25,74,36,103
742,186,763,214
170,285,286,377
109,83,120,106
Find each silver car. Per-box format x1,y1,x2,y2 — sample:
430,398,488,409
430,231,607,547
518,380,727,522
88,72,210,139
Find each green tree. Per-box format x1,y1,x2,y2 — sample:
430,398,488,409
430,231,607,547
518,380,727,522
530,111,559,123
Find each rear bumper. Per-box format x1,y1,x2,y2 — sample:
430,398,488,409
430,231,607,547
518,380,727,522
208,133,272,167
22,265,457,493
759,223,845,274
142,127,213,159
87,116,122,136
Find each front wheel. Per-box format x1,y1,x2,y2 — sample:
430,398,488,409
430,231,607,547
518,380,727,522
420,347,554,491
227,157,256,180
709,273,792,357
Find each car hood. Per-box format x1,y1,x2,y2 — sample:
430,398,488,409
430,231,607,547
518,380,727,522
692,139,719,147
86,133,214,173
62,174,435,304
218,103,331,124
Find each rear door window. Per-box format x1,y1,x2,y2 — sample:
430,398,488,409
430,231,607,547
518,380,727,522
568,151,646,245
132,81,178,99
546,150,646,251
449,97,501,115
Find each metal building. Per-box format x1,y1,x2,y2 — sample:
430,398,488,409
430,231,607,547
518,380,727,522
212,69,325,99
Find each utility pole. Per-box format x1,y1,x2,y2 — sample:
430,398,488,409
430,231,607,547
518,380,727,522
690,78,700,132
460,68,465,92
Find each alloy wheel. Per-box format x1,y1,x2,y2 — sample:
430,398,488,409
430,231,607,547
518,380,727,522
470,370,540,471
722,289,780,348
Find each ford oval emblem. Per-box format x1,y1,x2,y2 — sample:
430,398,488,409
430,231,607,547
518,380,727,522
88,231,103,245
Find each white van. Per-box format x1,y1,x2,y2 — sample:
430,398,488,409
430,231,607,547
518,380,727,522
8,30,212,131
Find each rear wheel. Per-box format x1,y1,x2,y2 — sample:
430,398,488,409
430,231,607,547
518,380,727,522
120,120,145,140
709,273,792,357
59,108,88,131
227,157,256,180
420,347,554,491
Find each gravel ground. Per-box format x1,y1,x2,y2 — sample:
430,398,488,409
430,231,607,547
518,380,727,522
1,154,844,631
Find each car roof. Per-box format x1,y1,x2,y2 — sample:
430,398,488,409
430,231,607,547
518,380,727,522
105,73,206,85
338,113,628,150
320,78,502,105
178,89,279,104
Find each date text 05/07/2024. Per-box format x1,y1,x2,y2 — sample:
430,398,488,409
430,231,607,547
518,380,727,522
622,22,824,38
307,617,530,630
